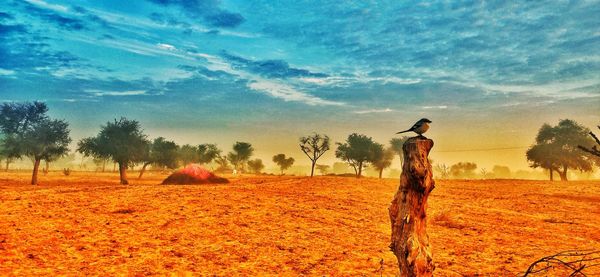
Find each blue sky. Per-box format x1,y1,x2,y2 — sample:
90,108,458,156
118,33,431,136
1,0,599,170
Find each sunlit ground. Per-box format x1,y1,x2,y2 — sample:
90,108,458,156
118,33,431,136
1,171,599,275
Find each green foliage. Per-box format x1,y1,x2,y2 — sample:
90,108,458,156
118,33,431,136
389,136,409,163
178,144,199,166
78,118,148,166
272,154,295,175
371,146,394,178
145,137,179,169
315,164,330,175
0,102,71,184
197,144,221,164
450,162,477,179
78,118,148,184
227,142,254,171
214,154,231,173
335,133,381,177
247,158,264,174
526,119,598,181
300,133,330,177
0,101,48,134
24,119,71,161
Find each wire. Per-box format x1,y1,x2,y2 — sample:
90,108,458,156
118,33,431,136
434,146,529,153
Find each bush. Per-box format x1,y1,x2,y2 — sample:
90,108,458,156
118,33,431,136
63,168,71,176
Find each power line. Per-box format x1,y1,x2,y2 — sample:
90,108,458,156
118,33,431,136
434,146,529,153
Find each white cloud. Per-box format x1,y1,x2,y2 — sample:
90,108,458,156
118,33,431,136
422,105,448,109
85,89,147,96
479,80,600,99
189,53,344,106
298,75,421,87
69,34,192,60
24,0,69,12
0,69,15,75
157,43,176,51
353,108,393,114
249,79,345,106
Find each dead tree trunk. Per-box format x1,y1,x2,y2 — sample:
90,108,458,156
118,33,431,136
389,137,435,276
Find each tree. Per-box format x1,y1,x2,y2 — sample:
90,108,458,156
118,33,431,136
272,154,295,175
247,159,264,174
335,133,380,178
197,144,221,164
227,142,254,172
527,119,598,181
434,163,450,179
25,119,71,185
0,102,71,185
178,144,198,166
299,133,330,177
371,146,394,179
315,164,330,175
78,118,149,185
480,168,489,179
139,137,179,179
492,165,511,179
450,162,477,179
78,137,112,172
0,136,19,171
390,136,410,166
214,154,231,173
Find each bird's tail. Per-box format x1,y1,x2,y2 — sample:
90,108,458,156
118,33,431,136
396,130,410,134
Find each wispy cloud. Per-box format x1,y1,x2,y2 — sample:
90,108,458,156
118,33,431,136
24,0,68,13
298,76,421,87
353,108,393,114
157,43,176,51
0,69,15,75
85,89,147,97
192,53,344,106
422,105,448,110
249,79,344,106
478,80,600,99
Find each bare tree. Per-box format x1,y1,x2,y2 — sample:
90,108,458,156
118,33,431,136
480,168,489,179
300,133,330,177
523,250,600,276
434,163,450,179
578,125,600,158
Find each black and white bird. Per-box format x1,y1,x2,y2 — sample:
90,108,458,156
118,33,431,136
396,118,432,137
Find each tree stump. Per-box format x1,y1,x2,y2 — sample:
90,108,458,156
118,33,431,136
389,136,435,276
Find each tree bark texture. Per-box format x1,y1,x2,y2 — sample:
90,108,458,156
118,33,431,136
31,158,41,185
389,137,435,276
119,162,129,185
138,162,150,179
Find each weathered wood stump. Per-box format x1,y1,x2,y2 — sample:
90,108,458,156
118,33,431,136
389,136,435,276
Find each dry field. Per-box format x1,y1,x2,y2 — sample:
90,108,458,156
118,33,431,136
1,171,599,276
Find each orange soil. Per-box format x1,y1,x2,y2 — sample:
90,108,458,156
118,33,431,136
1,171,599,276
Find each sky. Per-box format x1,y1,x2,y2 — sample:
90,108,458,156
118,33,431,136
1,0,599,172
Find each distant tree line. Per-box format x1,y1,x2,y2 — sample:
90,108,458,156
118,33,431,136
2,102,599,184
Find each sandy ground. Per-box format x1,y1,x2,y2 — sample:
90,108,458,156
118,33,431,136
1,171,599,276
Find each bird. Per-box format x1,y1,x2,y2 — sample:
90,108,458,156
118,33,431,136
396,118,432,137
